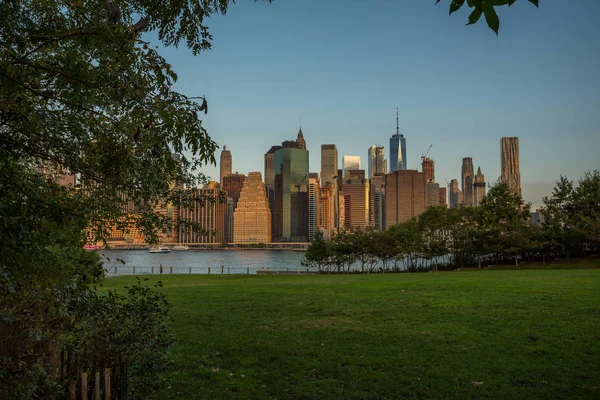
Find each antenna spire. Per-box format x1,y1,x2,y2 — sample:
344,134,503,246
396,107,399,135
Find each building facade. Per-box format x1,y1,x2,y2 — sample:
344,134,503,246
370,174,386,231
449,179,462,209
308,173,320,241
473,166,486,205
342,173,369,231
273,144,309,241
321,144,338,185
368,145,386,179
389,109,407,171
342,155,361,178
501,137,521,197
461,157,474,206
422,157,435,183
233,172,271,244
178,186,227,244
439,187,447,207
222,173,246,243
220,146,232,184
385,170,426,227
319,183,336,239
426,182,440,207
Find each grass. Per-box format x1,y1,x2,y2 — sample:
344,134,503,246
103,270,600,399
486,258,600,270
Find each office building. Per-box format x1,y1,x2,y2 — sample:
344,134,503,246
233,172,271,244
178,185,227,244
343,171,369,231
439,187,447,207
390,108,407,171
308,173,320,241
426,182,440,207
501,137,521,197
461,157,474,206
220,146,232,183
385,170,426,227
321,144,338,185
273,140,309,241
296,128,306,150
370,174,386,231
342,155,361,178
368,145,386,179
449,179,462,209
422,157,435,183
264,145,282,188
319,183,336,239
222,173,246,243
473,166,486,205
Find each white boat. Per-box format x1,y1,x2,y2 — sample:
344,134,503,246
172,245,190,251
149,246,171,253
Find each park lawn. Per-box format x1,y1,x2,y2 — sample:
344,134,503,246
103,270,600,400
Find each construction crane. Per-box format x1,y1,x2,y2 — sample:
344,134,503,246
421,144,433,161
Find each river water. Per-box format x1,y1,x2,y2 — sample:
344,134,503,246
101,249,308,275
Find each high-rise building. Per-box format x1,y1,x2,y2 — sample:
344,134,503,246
368,145,386,179
178,185,227,244
473,166,486,205
264,145,282,188
342,155,361,178
222,173,246,243
273,141,309,242
385,170,426,227
233,172,271,244
296,128,306,150
318,183,336,239
461,157,474,207
390,108,407,171
308,173,320,241
370,174,386,231
342,171,369,231
422,157,435,183
220,146,232,183
439,187,447,207
321,144,338,185
449,179,462,209
501,137,521,197
426,182,440,207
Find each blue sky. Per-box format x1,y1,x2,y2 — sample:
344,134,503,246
156,0,600,208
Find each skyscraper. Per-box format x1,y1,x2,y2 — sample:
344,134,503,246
222,173,246,243
439,187,447,207
178,185,227,244
308,173,320,241
264,145,282,188
473,166,486,205
370,174,386,231
343,171,369,231
321,144,338,185
501,137,521,197
385,170,426,227
220,146,232,183
234,172,271,244
318,183,336,239
449,179,462,209
426,182,440,207
422,157,435,183
367,145,386,179
296,128,306,150
461,157,474,206
342,155,361,178
389,108,407,171
273,140,309,242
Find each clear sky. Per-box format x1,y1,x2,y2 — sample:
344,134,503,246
155,0,600,209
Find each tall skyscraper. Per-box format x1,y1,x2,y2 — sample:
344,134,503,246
449,179,462,209
342,155,361,178
501,137,521,197
321,144,338,185
318,183,336,239
342,171,369,231
385,170,426,227
220,146,232,183
178,185,227,244
234,172,271,244
264,145,282,188
367,145,386,179
461,157,474,206
439,187,447,207
389,108,407,171
473,166,486,205
426,182,440,207
370,174,386,231
273,140,309,242
422,157,435,183
308,173,320,241
222,173,246,243
296,128,306,150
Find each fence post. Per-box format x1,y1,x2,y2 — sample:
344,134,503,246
95,371,100,400
208,267,211,274
170,266,173,274
69,379,76,400
132,266,135,274
104,368,111,400
189,266,191,274
151,266,154,274
247,267,249,275
115,266,117,274
81,371,88,400
221,265,224,274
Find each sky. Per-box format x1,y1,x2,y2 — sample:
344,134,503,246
153,0,600,209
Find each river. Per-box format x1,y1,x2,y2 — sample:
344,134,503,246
101,249,308,275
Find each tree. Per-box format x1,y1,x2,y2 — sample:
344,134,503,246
302,229,330,272
436,0,539,35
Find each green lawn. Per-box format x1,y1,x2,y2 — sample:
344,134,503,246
103,270,600,399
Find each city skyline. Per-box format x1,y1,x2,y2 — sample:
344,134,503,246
158,0,600,210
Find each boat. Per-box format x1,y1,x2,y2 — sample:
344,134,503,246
149,246,171,253
172,245,190,251
83,245,100,251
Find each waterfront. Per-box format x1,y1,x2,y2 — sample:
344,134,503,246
101,249,307,275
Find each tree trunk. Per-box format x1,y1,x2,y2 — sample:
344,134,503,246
478,256,481,269
515,255,518,267
542,254,545,265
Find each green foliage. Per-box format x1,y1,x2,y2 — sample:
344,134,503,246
437,0,539,34
302,229,331,271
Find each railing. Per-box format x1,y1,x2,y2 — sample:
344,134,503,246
104,264,314,276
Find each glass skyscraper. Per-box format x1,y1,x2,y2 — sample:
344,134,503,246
389,133,407,171
273,146,309,242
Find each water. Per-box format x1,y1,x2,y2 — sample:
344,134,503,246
101,249,307,275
